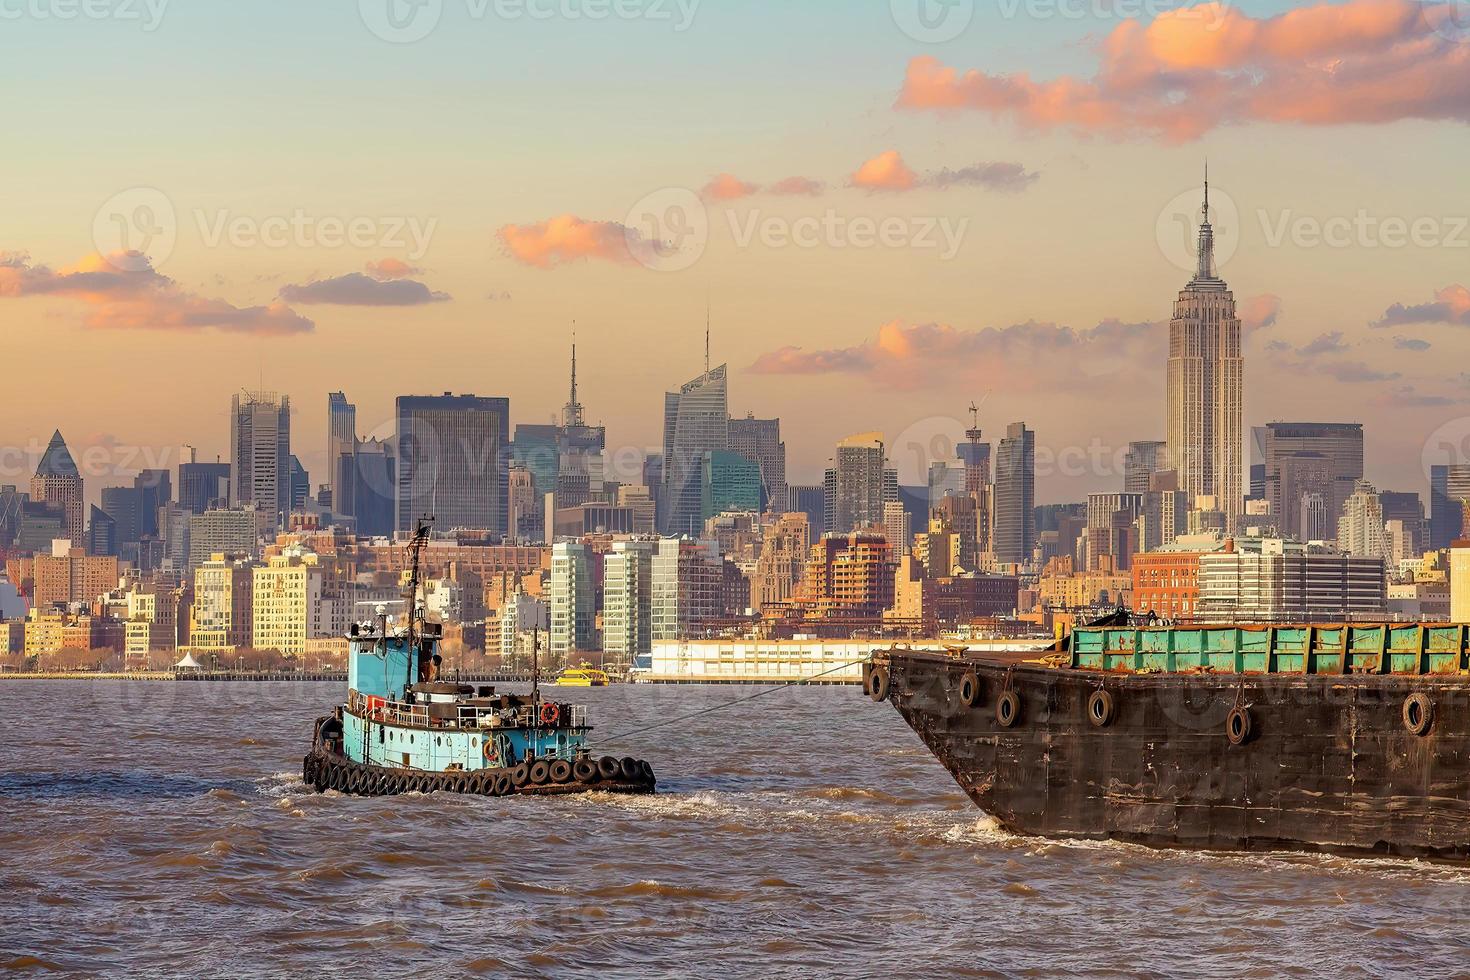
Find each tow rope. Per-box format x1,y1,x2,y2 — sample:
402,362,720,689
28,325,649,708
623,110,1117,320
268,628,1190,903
600,658,871,746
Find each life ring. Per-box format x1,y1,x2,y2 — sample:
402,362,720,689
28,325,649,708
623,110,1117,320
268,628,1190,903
1403,693,1434,737
1087,689,1116,728
482,740,500,766
1227,706,1253,745
540,702,561,726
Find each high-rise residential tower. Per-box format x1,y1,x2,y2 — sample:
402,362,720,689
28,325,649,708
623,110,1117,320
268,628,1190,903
1165,173,1244,526
231,391,291,533
823,433,898,535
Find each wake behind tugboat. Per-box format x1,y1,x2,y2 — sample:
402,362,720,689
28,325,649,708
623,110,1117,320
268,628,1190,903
302,521,655,798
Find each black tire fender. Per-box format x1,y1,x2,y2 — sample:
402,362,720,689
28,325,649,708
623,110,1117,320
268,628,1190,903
996,691,1021,729
1404,693,1434,737
869,665,890,703
1227,706,1253,746
959,671,982,708
1087,689,1116,728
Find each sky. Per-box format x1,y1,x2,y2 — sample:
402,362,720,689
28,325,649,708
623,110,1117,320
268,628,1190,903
3,0,1469,505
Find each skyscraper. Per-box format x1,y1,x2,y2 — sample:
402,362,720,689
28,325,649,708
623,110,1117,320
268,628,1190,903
701,450,762,521
327,392,357,515
660,363,729,536
823,433,897,534
1262,423,1364,540
993,422,1035,567
1123,441,1166,494
728,415,787,513
788,484,826,540
179,458,231,514
231,391,291,533
288,456,310,513
1430,464,1470,550
396,394,510,534
31,430,83,545
1165,173,1244,525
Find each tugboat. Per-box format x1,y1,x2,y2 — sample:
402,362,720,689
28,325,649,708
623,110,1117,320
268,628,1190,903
303,521,656,797
866,618,1470,862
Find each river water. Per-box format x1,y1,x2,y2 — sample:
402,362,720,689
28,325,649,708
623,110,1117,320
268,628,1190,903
2,680,1468,978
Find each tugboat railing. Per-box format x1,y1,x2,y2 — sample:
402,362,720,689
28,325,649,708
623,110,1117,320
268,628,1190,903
346,689,588,731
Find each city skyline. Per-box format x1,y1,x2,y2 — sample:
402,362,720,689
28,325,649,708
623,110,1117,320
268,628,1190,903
4,0,1469,505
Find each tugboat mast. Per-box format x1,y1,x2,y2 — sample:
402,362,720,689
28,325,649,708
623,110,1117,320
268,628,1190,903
531,625,541,706
404,516,433,691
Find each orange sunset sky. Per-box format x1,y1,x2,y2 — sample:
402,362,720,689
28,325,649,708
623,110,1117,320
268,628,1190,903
3,0,1469,502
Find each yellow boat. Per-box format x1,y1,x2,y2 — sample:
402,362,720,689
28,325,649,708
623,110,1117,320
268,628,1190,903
554,667,611,687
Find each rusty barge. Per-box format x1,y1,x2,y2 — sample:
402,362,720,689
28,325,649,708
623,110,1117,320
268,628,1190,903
867,622,1470,861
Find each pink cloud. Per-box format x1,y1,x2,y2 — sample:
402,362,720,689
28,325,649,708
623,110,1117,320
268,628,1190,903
280,272,450,306
849,151,1038,193
0,251,313,334
1241,293,1282,334
751,317,1164,390
896,0,1470,142
701,173,760,201
768,176,826,197
497,214,662,269
851,151,919,191
365,258,423,280
752,294,1283,390
1372,284,1470,327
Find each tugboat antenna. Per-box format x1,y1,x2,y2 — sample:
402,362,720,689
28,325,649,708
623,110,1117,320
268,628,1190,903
531,625,541,705
405,516,433,692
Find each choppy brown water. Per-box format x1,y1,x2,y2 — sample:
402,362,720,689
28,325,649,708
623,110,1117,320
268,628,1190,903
3,680,1470,978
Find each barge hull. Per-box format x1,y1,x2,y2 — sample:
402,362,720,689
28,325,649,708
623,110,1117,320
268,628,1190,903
876,650,1470,861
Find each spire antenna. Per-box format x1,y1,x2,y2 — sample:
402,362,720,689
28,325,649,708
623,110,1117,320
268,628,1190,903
704,295,711,377
562,321,584,428
1194,161,1216,283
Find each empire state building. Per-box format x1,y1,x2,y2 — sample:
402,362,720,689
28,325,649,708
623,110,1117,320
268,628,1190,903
1165,173,1243,524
